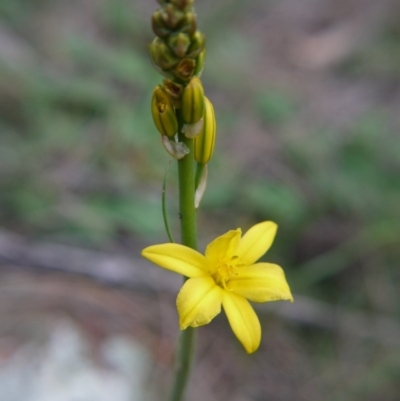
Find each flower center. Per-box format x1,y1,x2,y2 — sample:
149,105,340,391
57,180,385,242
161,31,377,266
213,256,243,288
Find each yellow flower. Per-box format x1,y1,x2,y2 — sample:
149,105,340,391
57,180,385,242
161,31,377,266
141,221,293,353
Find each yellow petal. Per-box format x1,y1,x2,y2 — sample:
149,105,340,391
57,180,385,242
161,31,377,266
222,292,261,354
237,221,277,265
205,229,241,274
227,263,293,303
142,244,207,277
177,277,222,329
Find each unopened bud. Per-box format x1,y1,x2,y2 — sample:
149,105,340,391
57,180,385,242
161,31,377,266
194,97,216,164
168,33,191,58
180,12,197,37
149,43,174,79
148,38,162,67
181,76,205,124
151,86,178,138
194,50,206,77
159,50,180,71
186,31,205,58
161,4,185,29
152,10,170,39
149,38,179,71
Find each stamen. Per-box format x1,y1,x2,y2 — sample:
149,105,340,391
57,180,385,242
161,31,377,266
231,255,244,268
213,257,242,287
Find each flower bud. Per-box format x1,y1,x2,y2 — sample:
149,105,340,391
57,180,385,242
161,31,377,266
194,50,206,77
168,33,191,58
181,77,204,124
180,12,197,37
152,10,170,39
174,58,196,81
194,97,216,164
149,38,179,71
161,4,185,29
148,38,162,67
186,31,205,58
159,49,180,71
151,86,178,138
149,44,175,79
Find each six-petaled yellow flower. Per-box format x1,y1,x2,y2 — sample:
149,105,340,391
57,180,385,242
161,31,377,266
142,221,293,353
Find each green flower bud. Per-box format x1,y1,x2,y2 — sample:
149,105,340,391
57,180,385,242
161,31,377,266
181,76,205,124
149,43,174,79
186,31,205,58
194,97,216,164
161,4,185,29
194,49,206,77
151,86,178,138
168,33,191,58
152,10,170,39
180,12,197,37
174,58,196,81
149,38,179,71
148,38,162,66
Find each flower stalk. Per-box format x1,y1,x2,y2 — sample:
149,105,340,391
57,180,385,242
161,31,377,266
177,126,197,249
168,119,197,401
148,0,207,398
144,0,292,399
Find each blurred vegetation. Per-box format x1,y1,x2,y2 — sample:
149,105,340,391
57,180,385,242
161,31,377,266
0,0,400,399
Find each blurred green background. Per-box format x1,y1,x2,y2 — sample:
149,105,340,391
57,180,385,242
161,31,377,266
0,0,400,400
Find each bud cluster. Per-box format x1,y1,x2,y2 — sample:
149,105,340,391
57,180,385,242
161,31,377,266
150,0,204,82
149,0,216,163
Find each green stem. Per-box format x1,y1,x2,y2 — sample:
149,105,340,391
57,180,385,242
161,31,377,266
177,135,197,249
168,326,196,401
162,160,175,243
168,128,197,401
